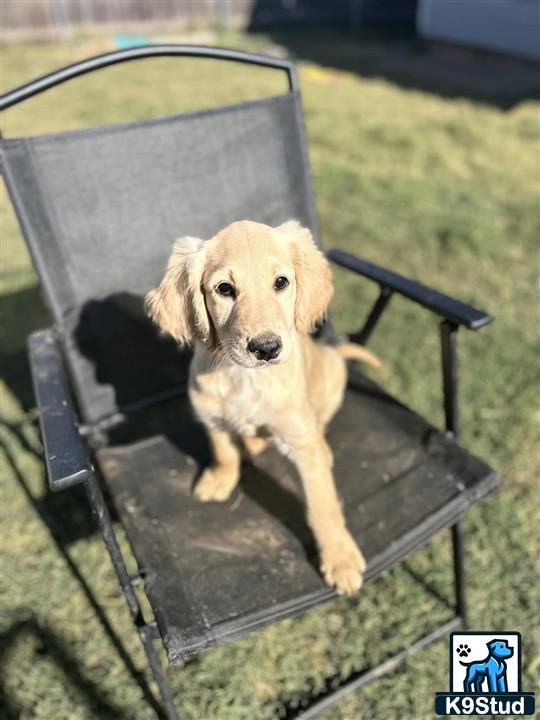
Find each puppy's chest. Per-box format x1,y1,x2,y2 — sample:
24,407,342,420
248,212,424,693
197,370,276,436
222,375,272,436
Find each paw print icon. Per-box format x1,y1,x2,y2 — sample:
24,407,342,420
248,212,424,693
456,643,471,658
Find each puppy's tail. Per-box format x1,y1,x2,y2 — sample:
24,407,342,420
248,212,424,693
335,342,383,370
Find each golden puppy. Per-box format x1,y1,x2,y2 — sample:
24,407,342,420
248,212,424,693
146,220,380,594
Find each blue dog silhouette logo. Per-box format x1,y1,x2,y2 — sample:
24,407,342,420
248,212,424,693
435,631,535,715
459,638,513,693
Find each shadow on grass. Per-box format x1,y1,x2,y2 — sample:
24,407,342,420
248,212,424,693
0,619,126,720
403,561,454,613
249,27,540,109
0,285,50,412
1,421,166,719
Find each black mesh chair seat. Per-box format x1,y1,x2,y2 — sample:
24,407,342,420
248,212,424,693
98,370,497,664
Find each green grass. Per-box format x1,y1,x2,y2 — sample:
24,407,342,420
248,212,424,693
1,32,539,720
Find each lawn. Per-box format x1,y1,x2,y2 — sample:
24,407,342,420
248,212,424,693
1,31,539,720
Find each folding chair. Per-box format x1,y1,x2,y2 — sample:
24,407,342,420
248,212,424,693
1,46,500,719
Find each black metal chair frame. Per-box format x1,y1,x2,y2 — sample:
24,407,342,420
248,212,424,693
2,46,494,720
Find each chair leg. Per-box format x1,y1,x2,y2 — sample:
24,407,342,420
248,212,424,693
451,521,468,628
138,627,181,720
84,475,181,719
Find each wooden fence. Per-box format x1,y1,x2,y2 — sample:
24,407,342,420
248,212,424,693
1,0,255,39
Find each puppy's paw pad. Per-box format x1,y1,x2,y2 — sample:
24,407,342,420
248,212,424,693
323,563,364,595
194,468,237,502
457,644,471,658
320,537,366,596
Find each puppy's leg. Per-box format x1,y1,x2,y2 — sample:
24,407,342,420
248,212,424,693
307,345,347,460
280,417,365,595
195,428,241,502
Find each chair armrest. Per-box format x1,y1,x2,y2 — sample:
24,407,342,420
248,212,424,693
28,329,92,492
327,248,492,330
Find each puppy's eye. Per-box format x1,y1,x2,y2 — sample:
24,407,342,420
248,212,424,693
274,276,289,291
216,282,235,298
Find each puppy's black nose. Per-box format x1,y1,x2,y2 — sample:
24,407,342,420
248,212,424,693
247,334,282,361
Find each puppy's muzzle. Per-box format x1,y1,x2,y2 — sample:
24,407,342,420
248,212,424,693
247,334,282,362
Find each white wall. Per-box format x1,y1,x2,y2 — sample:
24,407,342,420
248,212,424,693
417,0,540,62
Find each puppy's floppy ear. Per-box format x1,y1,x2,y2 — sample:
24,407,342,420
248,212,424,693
277,220,334,333
145,236,211,345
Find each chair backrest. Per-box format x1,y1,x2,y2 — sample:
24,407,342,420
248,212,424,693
1,46,321,426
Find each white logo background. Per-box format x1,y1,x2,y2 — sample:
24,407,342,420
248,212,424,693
451,633,520,693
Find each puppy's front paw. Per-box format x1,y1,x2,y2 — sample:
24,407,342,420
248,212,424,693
320,532,366,596
194,467,238,502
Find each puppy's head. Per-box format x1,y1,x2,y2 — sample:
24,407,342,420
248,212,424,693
145,220,333,368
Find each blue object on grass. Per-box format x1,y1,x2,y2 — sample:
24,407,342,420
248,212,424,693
114,34,149,50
